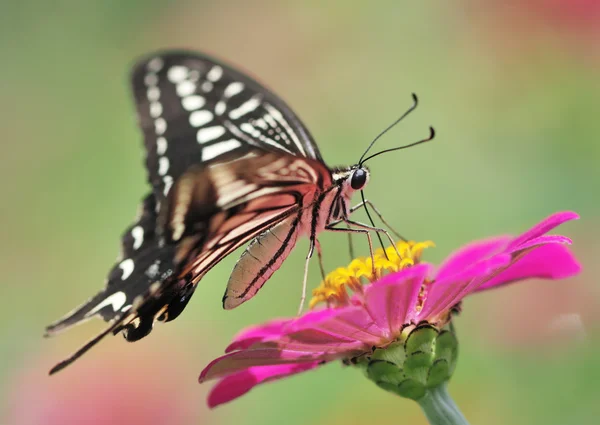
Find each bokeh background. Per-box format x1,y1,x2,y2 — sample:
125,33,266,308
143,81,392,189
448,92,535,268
1,1,599,424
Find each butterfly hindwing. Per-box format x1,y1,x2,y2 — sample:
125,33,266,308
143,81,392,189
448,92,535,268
45,193,178,333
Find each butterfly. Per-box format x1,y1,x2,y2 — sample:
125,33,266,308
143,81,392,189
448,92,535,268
45,51,434,374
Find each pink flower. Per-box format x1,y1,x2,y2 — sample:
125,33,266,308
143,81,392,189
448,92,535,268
199,212,581,408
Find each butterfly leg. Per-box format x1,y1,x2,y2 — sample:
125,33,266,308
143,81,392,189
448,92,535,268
315,238,326,280
349,200,406,241
347,223,355,260
298,238,316,315
341,218,402,259
325,225,377,276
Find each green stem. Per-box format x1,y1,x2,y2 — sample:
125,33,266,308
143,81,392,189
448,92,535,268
417,384,470,425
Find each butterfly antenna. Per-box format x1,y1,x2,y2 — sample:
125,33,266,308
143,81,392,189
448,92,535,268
358,93,419,166
360,126,435,164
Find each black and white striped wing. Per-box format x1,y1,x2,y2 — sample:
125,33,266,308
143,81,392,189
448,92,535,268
131,51,325,200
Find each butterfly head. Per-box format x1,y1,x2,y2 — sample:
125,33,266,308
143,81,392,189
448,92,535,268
350,167,369,190
333,166,370,190
332,165,370,209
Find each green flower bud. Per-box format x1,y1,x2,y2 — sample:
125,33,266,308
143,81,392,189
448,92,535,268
356,323,459,400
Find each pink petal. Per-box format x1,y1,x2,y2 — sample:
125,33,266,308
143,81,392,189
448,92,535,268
507,211,579,251
435,237,511,282
271,328,371,352
267,305,387,345
290,307,348,330
420,254,512,320
476,244,582,291
363,264,432,333
226,319,290,352
226,308,378,352
207,363,320,408
508,235,572,253
200,348,356,382
291,306,388,344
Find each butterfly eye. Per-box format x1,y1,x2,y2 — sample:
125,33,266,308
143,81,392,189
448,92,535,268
350,168,368,190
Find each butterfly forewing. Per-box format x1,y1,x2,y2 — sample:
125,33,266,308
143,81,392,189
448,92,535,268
131,51,324,200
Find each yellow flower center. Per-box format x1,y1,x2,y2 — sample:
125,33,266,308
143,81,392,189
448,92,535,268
309,240,434,309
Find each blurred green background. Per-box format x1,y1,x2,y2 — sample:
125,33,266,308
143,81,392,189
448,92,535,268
1,1,599,424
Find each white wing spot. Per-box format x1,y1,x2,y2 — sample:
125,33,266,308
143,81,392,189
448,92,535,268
189,110,213,127
207,66,223,82
167,66,189,83
182,95,205,111
158,157,170,176
119,259,135,280
201,81,213,92
157,137,168,155
177,81,196,97
215,101,226,116
254,118,268,129
202,139,242,161
240,122,259,137
197,126,226,143
144,73,158,86
163,175,174,195
121,305,132,312
263,113,277,129
154,118,167,135
170,177,194,241
147,87,160,101
149,102,163,118
147,57,164,72
87,291,128,316
229,95,262,120
224,82,244,98
132,225,144,250
146,261,160,278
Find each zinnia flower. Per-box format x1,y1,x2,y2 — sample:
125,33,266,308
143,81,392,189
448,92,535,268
199,211,581,418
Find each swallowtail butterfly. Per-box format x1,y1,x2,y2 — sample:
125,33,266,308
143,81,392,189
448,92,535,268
45,51,434,374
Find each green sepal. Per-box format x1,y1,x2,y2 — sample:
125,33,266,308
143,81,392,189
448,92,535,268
405,324,438,355
396,379,427,400
435,330,459,377
367,360,405,385
371,341,406,364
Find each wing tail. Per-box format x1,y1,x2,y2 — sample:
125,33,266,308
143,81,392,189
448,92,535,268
44,288,128,337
